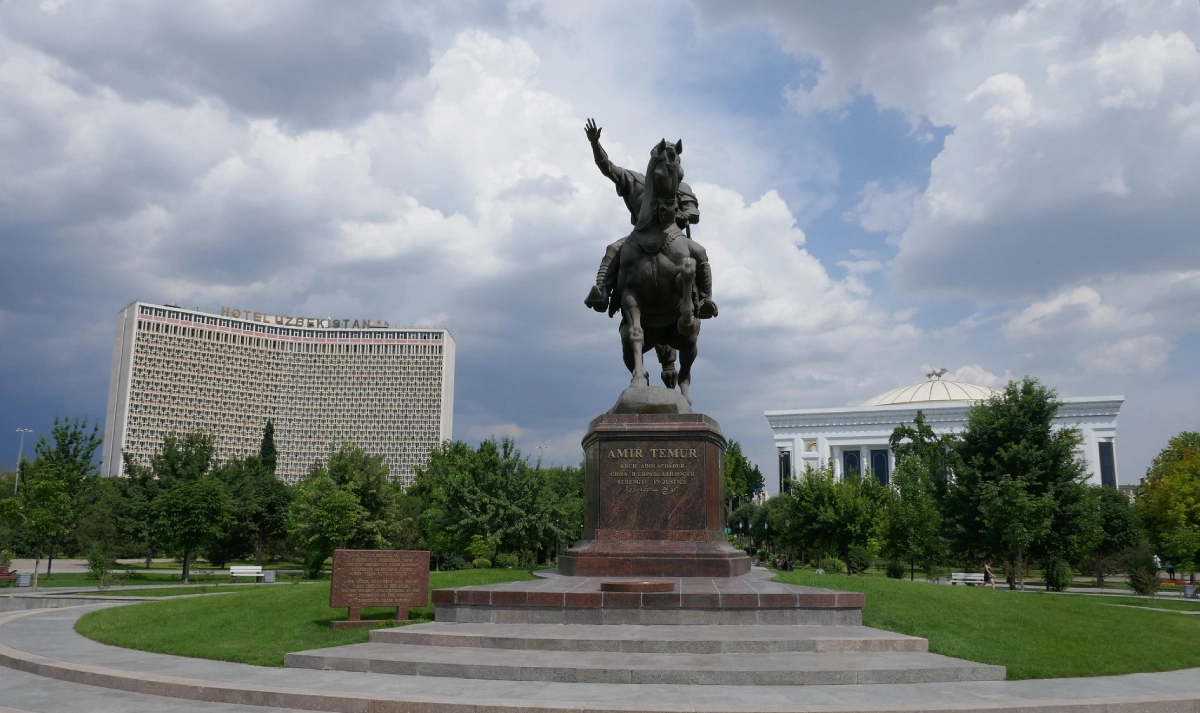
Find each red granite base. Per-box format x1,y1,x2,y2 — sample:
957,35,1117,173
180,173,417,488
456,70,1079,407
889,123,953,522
558,539,751,577
430,571,865,625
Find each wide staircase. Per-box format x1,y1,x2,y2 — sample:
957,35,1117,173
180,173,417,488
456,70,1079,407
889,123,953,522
285,571,1005,686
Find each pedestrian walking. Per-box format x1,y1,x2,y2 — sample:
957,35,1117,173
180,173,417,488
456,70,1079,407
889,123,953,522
983,559,996,589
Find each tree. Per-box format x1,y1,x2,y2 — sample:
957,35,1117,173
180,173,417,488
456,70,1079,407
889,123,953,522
207,455,292,567
32,416,103,578
289,471,366,577
143,431,225,583
155,476,231,583
287,442,405,575
259,420,278,475
947,377,1091,588
882,453,944,580
0,459,71,590
540,463,585,562
115,454,164,567
889,411,957,496
978,474,1053,589
1139,432,1200,583
780,463,883,574
411,438,565,561
319,442,400,549
723,441,764,513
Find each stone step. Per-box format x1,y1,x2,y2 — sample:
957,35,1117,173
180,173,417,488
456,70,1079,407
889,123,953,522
284,642,1005,686
370,622,929,654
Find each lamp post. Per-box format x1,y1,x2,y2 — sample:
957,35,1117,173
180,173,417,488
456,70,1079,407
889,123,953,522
13,428,31,494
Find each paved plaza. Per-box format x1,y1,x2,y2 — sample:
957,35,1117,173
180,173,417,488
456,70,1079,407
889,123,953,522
1,601,1199,712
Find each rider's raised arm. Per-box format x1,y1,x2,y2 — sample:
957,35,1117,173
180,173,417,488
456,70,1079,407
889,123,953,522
586,118,643,222
585,118,624,182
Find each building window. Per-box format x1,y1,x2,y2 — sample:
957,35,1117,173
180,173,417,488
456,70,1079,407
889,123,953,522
871,449,889,486
1099,441,1117,488
778,450,791,493
843,450,860,481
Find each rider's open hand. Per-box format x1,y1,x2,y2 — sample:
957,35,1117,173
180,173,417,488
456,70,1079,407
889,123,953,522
585,118,602,144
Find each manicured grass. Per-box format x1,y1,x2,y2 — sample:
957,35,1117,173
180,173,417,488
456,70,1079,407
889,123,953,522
75,569,536,666
775,569,1200,679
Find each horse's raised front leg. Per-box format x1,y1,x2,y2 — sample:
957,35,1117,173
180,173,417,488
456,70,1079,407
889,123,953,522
622,291,649,387
676,341,697,406
676,257,699,338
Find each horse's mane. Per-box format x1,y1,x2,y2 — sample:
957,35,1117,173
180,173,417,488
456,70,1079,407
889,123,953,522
635,141,684,231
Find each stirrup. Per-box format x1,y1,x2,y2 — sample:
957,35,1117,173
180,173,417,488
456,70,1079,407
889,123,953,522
697,298,718,319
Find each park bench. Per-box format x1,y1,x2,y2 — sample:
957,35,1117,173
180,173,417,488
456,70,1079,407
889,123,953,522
0,566,15,587
950,572,986,586
229,565,265,583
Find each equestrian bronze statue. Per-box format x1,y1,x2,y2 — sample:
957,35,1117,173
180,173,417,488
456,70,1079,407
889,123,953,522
583,118,718,404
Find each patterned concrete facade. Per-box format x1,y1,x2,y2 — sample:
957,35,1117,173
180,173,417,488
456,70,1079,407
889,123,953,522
102,302,455,486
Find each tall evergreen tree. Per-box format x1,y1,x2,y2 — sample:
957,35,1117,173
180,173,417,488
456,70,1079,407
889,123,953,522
259,420,278,475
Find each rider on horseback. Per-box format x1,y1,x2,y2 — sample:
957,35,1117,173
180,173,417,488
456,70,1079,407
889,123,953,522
583,118,717,320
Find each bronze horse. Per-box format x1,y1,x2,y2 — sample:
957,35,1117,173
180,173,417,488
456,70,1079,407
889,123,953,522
615,139,714,404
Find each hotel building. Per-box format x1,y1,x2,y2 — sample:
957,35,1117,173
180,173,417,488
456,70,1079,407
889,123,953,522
101,301,455,486
765,375,1122,496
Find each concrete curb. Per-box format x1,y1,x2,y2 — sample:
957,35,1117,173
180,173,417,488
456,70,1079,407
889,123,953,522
0,607,1199,712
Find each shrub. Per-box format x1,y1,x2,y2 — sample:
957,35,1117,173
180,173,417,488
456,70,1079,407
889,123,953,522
303,551,327,579
816,557,844,574
440,555,468,571
0,549,12,568
847,547,871,575
1128,548,1161,598
472,557,492,569
1043,559,1073,592
86,545,122,591
757,548,769,562
885,560,905,579
493,553,519,569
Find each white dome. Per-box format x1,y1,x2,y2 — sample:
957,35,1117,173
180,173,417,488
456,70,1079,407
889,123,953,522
862,379,1000,407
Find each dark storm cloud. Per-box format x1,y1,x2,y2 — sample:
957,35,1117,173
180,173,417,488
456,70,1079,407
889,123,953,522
0,1,431,130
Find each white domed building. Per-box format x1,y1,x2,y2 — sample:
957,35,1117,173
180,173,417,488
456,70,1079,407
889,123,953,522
763,374,1123,496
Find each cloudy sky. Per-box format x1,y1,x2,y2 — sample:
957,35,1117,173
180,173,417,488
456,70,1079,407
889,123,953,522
1,0,1197,491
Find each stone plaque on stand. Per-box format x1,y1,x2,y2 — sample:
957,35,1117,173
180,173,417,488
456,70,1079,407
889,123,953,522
558,411,750,577
329,549,430,628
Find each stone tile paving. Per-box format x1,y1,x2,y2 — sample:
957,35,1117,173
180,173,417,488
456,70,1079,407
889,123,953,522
1,604,1199,711
0,665,311,713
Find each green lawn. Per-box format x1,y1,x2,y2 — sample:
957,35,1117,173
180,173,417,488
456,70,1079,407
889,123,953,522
775,569,1200,679
75,569,536,666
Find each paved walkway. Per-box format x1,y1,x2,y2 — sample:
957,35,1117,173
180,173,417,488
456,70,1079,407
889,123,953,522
0,603,1199,711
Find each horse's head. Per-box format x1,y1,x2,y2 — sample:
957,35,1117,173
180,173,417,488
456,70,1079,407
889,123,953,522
641,138,684,228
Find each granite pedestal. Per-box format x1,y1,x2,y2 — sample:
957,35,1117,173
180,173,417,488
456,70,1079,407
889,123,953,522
558,412,750,577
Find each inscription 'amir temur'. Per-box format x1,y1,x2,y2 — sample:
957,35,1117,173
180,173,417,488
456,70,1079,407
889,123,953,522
606,448,697,458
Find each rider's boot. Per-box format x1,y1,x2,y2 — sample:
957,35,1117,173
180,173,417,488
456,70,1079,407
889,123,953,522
585,284,607,312
696,260,718,319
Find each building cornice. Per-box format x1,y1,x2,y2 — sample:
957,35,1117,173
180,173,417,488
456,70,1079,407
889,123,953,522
765,396,1124,430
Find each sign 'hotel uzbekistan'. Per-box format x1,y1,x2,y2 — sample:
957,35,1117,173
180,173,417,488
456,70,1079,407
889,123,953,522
219,306,390,330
